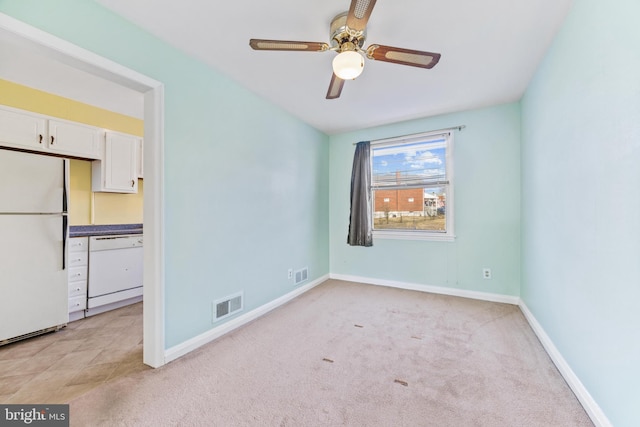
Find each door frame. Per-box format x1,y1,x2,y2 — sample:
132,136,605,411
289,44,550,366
0,13,166,367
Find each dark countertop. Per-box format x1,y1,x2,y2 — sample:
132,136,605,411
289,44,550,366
69,223,143,237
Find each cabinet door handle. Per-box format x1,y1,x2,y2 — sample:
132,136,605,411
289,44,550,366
39,134,43,144
131,180,135,187
51,135,55,145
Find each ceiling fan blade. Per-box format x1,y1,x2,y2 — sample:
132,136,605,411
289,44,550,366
346,0,378,32
366,44,441,69
249,39,329,52
326,73,345,99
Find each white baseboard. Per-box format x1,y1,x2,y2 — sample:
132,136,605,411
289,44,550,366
329,273,520,305
518,301,612,427
164,274,329,363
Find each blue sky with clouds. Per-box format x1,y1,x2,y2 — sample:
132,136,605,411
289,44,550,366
372,138,447,185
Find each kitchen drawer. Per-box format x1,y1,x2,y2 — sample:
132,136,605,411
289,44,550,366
69,237,88,253
68,280,87,298
68,266,87,282
68,295,87,312
68,251,88,268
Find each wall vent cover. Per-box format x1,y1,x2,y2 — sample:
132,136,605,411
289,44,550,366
213,291,243,323
294,267,309,285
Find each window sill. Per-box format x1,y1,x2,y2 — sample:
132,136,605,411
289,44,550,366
373,230,455,242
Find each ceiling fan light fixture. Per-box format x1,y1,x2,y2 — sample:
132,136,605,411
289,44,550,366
332,50,365,80
249,1,441,100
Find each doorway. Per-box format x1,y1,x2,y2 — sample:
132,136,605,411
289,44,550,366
0,13,165,367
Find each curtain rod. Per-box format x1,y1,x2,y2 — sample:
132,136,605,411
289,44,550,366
353,125,466,145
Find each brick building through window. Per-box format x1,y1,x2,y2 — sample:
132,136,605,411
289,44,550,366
374,187,424,214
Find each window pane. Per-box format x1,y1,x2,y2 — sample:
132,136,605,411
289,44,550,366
373,187,447,231
372,139,447,188
371,135,449,233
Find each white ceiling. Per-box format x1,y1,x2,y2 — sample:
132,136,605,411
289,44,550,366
2,1,574,135
95,0,573,134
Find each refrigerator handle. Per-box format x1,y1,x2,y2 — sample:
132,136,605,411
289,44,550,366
62,215,68,270
62,160,68,270
62,160,68,213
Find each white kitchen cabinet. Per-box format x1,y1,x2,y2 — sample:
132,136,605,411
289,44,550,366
92,131,139,193
48,119,102,159
0,105,102,159
68,236,88,321
0,105,47,151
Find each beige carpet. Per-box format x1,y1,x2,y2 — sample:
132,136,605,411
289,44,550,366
70,280,593,426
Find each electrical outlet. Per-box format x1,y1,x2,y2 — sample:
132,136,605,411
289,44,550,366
288,268,293,280
483,268,492,279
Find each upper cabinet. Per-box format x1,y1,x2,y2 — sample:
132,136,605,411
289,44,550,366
48,119,101,159
92,131,139,193
1,105,142,194
0,105,47,150
0,105,101,159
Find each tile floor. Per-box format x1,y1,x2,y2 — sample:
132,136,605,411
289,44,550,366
0,303,148,404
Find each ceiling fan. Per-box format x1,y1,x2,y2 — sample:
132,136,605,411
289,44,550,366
249,0,441,100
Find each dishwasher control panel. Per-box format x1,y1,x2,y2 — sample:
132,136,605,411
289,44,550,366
89,235,143,251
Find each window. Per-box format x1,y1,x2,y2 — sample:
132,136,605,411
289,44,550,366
371,131,454,241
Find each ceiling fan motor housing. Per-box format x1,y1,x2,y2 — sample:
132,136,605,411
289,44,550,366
330,12,366,51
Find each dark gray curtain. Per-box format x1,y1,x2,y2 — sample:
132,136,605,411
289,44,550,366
347,141,373,246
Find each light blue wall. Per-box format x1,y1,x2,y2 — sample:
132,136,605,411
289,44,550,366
0,0,330,348
521,0,640,425
329,104,521,296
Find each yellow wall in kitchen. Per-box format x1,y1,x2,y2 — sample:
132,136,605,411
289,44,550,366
0,79,143,134
68,159,93,224
93,175,144,224
69,159,144,225
0,79,144,225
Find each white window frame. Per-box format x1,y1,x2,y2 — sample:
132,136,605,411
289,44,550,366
370,130,455,242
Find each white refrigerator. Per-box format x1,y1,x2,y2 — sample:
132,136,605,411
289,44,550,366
0,149,69,344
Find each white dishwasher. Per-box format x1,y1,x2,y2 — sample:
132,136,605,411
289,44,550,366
87,234,143,316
